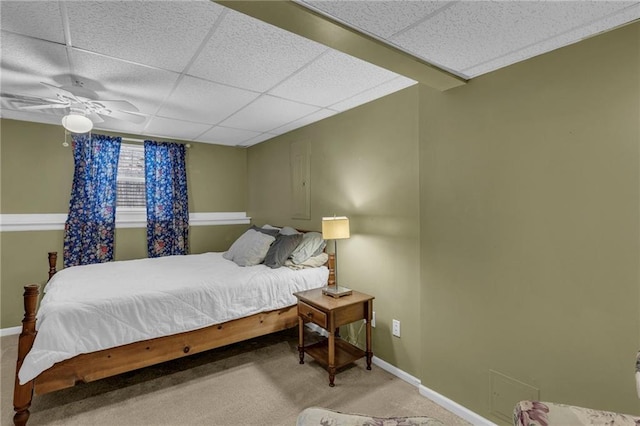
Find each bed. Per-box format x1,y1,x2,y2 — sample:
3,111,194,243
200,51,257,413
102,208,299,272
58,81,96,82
12,227,335,426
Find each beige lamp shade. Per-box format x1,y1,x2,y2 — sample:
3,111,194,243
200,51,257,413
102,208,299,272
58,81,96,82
322,216,350,240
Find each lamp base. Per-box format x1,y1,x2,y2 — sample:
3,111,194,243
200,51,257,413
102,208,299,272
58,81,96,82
322,285,352,298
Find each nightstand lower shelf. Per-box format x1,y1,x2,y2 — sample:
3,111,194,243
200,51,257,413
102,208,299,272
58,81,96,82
304,338,365,370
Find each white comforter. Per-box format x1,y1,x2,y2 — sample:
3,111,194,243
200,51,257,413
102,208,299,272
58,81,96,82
19,252,328,384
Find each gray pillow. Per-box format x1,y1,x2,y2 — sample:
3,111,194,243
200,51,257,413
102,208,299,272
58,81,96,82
264,234,303,269
250,225,280,237
223,229,276,266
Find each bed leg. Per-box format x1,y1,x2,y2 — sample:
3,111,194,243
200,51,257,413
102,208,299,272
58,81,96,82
13,285,39,426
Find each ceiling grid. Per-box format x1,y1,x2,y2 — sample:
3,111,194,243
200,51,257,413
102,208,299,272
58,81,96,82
1,0,637,147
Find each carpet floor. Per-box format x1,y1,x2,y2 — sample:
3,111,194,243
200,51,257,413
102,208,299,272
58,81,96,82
1,328,470,425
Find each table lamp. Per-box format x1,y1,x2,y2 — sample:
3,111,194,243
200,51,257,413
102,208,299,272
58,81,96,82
321,216,352,297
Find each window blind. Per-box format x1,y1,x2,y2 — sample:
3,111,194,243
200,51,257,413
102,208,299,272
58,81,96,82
117,143,146,208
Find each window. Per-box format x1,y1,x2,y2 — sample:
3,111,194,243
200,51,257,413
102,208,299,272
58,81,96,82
117,143,145,209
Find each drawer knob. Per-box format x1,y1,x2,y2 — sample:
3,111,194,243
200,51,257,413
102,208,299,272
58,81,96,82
306,312,313,318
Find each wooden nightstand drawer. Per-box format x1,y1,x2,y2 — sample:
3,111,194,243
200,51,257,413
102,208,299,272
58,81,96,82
298,301,327,328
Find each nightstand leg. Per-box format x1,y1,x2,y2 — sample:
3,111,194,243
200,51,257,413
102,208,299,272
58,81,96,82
328,331,335,386
366,300,373,370
298,317,305,364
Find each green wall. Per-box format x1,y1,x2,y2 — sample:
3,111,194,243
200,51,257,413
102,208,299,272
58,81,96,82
0,119,248,328
247,22,640,421
420,22,639,421
247,87,423,376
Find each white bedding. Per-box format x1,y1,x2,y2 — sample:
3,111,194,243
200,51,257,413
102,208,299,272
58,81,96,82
19,252,328,384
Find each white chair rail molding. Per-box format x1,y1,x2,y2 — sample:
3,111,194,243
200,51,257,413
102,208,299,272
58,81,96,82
0,212,250,232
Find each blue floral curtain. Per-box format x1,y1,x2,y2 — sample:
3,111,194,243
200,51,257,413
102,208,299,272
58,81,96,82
63,134,121,267
144,141,189,257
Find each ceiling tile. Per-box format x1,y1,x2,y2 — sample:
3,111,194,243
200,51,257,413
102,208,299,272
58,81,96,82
189,9,328,92
239,132,278,147
94,118,148,136
198,125,261,146
67,0,223,73
157,76,259,125
391,1,638,78
220,95,319,133
331,76,417,112
144,116,212,141
0,1,65,44
0,108,65,128
0,33,71,97
269,50,400,107
269,108,338,135
70,49,179,116
301,0,450,39
463,3,640,77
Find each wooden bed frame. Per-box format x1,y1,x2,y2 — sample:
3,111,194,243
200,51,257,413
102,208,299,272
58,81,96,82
13,250,336,425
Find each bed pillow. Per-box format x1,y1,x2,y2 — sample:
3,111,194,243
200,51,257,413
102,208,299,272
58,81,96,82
279,226,300,236
263,233,304,269
284,252,329,270
290,232,326,265
250,225,280,237
223,229,276,266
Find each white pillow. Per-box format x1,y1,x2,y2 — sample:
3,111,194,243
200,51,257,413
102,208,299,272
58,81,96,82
285,252,329,270
262,224,281,231
223,229,276,266
290,232,326,264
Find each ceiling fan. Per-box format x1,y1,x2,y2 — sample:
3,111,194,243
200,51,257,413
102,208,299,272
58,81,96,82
1,81,146,133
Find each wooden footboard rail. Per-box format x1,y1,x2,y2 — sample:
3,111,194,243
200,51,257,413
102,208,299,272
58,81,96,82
12,250,335,425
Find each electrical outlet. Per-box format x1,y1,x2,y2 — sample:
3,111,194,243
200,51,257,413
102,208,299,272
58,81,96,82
371,311,376,328
392,319,401,337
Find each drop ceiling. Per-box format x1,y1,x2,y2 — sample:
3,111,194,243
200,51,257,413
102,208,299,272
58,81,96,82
1,1,638,148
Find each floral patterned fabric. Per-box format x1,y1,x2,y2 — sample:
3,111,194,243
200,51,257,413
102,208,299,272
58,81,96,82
63,134,121,267
636,351,640,399
144,140,189,257
296,407,444,426
515,351,640,425
514,401,640,426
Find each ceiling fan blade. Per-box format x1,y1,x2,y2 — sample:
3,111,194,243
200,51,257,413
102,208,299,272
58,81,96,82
1,92,57,103
95,100,140,112
103,109,146,124
87,112,105,124
19,103,69,110
40,82,81,103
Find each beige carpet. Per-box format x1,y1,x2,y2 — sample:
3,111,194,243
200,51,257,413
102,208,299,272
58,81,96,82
1,329,470,425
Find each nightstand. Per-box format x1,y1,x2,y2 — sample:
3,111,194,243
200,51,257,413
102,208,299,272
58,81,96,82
293,288,374,387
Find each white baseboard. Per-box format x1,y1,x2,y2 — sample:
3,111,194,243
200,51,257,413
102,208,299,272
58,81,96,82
372,356,421,388
418,384,497,426
1,326,21,337
372,355,495,426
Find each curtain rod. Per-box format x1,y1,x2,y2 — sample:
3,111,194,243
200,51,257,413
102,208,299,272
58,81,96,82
62,135,191,148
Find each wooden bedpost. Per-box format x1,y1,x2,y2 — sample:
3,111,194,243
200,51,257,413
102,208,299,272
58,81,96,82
13,284,39,426
48,252,57,280
327,253,336,287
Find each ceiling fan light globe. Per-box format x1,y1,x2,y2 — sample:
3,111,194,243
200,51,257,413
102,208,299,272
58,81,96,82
62,114,93,134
